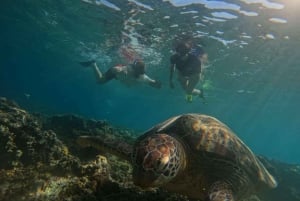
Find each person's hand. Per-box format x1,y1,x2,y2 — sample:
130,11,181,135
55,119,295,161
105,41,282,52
169,81,174,89
150,80,162,89
155,80,162,89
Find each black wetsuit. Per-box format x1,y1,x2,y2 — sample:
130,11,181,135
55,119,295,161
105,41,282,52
170,53,202,94
170,53,202,76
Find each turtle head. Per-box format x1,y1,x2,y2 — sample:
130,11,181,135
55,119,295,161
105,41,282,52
132,134,186,188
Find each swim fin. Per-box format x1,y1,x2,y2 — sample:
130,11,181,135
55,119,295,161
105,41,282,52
185,94,193,103
79,60,96,67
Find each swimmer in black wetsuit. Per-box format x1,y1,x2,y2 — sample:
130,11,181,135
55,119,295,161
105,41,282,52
80,60,161,89
169,40,207,102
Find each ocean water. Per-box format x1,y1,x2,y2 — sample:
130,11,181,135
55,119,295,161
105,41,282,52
0,0,299,164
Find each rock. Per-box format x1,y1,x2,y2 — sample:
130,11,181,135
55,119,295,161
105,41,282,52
258,157,300,201
0,97,111,201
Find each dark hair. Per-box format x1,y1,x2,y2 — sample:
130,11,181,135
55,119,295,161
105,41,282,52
175,41,192,56
132,59,145,77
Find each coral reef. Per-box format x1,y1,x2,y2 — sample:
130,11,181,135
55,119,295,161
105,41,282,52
0,97,188,201
0,97,299,201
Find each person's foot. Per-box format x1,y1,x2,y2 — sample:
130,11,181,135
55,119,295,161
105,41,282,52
79,60,96,67
185,94,193,103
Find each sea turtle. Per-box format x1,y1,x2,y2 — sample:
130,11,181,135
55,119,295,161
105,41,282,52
77,113,277,201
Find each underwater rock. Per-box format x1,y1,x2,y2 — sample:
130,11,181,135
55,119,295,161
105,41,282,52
0,97,188,201
257,156,300,201
0,97,110,201
41,113,137,151
0,97,300,201
0,97,80,172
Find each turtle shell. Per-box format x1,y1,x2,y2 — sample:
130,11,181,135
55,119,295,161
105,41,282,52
132,113,277,200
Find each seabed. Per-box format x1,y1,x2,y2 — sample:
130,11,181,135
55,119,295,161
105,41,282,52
0,97,299,201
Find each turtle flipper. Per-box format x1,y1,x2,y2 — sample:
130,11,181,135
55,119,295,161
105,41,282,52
207,181,234,201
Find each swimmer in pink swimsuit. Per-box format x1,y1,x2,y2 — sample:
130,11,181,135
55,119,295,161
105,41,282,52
80,60,161,89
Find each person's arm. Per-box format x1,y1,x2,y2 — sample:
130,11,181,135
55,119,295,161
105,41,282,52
139,74,162,89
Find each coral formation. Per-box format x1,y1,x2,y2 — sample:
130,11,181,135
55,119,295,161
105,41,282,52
0,97,299,201
0,97,109,201
0,97,188,201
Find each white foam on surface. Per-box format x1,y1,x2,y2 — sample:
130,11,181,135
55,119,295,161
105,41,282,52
128,0,154,11
239,10,258,16
211,11,238,19
203,16,227,22
180,11,199,14
165,0,240,10
240,0,284,9
82,0,121,11
269,18,287,24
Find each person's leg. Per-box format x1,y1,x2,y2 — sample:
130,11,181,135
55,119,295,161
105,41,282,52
95,65,117,84
177,74,190,93
186,75,206,102
186,74,200,95
79,60,96,67
189,75,206,102
92,63,105,83
80,61,113,84
177,74,194,102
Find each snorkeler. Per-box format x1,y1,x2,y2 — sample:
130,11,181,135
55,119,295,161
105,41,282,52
80,60,162,89
169,39,207,103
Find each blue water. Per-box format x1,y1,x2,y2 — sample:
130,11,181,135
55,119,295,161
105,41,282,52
1,0,300,164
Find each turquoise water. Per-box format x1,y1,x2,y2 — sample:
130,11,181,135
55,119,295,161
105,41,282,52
0,0,299,164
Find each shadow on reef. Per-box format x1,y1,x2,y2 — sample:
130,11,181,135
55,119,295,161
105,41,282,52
0,97,299,201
